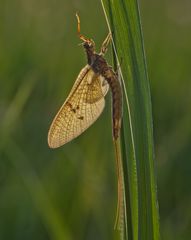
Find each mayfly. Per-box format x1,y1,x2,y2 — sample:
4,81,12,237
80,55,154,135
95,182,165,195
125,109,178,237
48,14,123,229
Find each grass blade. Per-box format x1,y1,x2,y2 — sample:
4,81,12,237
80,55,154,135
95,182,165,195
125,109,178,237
101,0,160,239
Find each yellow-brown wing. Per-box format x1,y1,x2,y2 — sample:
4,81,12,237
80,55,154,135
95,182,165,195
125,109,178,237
48,65,109,148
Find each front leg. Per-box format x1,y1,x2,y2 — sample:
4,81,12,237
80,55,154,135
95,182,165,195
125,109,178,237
100,33,112,56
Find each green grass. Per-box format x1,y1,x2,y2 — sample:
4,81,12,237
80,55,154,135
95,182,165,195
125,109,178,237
101,0,160,239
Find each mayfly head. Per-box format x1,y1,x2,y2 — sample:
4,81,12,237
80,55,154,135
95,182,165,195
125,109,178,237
82,39,95,52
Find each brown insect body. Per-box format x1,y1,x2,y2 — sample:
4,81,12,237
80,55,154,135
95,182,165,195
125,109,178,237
84,43,122,139
80,31,124,230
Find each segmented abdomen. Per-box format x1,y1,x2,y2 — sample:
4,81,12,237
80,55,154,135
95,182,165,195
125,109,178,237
91,55,122,139
103,68,122,139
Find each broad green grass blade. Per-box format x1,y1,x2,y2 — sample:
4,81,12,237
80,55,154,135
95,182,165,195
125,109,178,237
101,0,160,239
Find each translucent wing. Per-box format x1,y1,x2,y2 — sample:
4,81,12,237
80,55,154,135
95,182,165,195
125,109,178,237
48,65,109,148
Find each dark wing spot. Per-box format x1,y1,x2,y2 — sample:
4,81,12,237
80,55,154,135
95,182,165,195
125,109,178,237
66,101,73,108
78,116,84,120
66,102,77,113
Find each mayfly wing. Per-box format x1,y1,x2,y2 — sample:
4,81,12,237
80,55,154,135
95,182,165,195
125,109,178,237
48,65,109,148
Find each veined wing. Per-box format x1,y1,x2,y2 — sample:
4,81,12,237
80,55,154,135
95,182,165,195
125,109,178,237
48,65,109,148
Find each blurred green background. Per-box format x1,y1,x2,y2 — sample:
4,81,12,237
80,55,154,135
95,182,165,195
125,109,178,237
0,0,190,239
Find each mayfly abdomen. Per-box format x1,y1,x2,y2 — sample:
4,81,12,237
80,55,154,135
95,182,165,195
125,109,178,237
91,55,122,140
103,69,122,139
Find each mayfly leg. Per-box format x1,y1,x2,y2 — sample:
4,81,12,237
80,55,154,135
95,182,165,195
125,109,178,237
100,33,112,56
76,13,86,41
76,13,93,45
